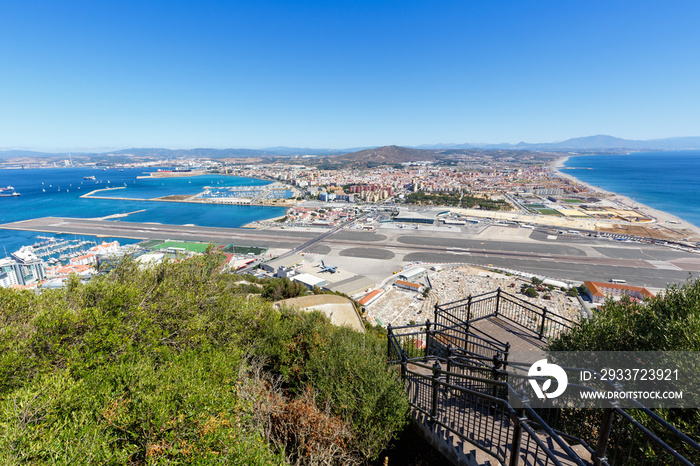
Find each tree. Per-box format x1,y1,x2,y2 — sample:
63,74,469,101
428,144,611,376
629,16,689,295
261,277,307,301
523,287,538,298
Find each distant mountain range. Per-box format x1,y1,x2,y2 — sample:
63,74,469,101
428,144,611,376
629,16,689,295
414,135,700,151
2,135,700,160
0,147,368,160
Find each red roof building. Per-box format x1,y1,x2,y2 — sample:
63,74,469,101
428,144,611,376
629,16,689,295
359,289,384,306
583,281,655,304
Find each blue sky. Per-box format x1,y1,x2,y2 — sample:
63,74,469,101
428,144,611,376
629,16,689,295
1,1,699,150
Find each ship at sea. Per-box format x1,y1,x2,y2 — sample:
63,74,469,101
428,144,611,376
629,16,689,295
0,186,20,197
157,168,192,173
83,175,96,180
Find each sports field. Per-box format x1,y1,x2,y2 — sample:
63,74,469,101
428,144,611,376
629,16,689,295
535,208,563,216
152,241,213,253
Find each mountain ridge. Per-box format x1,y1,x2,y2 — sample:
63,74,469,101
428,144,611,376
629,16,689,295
3,135,700,160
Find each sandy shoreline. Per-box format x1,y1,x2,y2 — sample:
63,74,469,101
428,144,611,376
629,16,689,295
550,156,700,240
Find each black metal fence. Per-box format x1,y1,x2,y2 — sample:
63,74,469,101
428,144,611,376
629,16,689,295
435,288,577,341
399,358,590,466
387,292,700,466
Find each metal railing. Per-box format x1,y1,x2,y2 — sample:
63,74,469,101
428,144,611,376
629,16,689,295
435,288,577,341
387,320,509,364
399,358,589,466
387,292,700,466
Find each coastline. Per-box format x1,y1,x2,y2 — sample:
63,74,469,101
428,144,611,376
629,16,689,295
550,156,700,241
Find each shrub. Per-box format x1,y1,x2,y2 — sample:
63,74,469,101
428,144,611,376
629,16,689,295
255,309,409,461
0,254,409,464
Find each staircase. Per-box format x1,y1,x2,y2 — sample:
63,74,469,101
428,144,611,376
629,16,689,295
387,290,700,466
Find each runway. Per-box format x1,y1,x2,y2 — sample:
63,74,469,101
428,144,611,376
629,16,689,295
3,216,699,288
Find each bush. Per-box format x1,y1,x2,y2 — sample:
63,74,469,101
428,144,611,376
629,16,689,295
547,278,700,460
261,278,308,301
0,255,409,464
255,309,409,461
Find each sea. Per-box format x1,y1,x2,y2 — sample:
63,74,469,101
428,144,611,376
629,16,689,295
561,150,700,228
0,167,286,254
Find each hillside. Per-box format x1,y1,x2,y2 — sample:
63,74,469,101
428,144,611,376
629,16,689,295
0,255,408,464
331,145,441,166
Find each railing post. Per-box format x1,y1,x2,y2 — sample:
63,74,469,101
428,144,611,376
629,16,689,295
509,393,529,466
466,294,472,322
425,319,432,360
594,402,619,466
492,352,503,399
387,323,393,360
446,345,452,394
431,360,441,424
495,287,501,317
433,302,439,325
539,307,547,339
400,349,408,380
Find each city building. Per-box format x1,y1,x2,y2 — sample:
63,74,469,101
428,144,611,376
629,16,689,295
291,273,328,290
399,267,427,282
260,254,305,273
0,258,21,288
358,289,384,306
3,248,47,286
583,281,655,304
395,279,423,293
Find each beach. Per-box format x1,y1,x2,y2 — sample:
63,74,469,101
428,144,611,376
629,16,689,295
551,156,700,242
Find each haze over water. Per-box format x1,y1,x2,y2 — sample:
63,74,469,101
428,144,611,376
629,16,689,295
0,168,286,253
562,150,700,228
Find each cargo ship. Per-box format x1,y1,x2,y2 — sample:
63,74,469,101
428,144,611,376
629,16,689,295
83,175,96,180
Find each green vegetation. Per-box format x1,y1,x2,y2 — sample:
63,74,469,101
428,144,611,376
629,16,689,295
550,279,700,352
548,279,700,460
405,191,510,211
261,277,308,301
0,255,408,464
152,240,213,253
139,239,164,249
534,208,563,216
562,199,585,203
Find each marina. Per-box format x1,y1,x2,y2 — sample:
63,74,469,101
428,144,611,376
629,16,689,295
13,236,98,264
